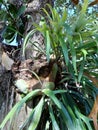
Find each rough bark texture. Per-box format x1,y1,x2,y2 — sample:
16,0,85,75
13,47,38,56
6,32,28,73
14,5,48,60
0,0,54,130
23,0,54,60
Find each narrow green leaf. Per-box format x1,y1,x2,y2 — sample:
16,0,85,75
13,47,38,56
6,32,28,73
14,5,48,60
59,38,69,66
28,97,44,130
23,29,36,56
20,109,35,130
61,9,67,23
0,102,20,129
42,89,75,130
53,9,60,22
42,89,61,109
75,109,93,130
49,105,60,130
54,90,67,94
65,94,92,130
81,0,88,14
0,90,41,129
70,42,77,74
77,41,96,50
46,30,51,62
75,119,86,130
59,101,76,130
61,95,76,121
78,60,85,82
42,7,52,21
46,4,55,20
61,94,86,130
29,40,45,55
0,10,7,20
16,90,41,114
68,62,75,79
81,49,88,60
16,5,26,18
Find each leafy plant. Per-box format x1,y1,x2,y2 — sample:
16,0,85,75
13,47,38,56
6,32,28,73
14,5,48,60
0,0,26,45
0,0,98,130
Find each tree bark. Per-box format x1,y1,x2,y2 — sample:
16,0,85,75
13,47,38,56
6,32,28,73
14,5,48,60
0,0,54,130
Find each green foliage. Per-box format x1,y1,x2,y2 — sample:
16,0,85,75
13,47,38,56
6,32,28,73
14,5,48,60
0,0,98,130
0,88,96,130
0,0,26,44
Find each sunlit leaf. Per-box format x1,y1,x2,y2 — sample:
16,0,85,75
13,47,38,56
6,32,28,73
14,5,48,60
46,30,51,62
28,97,44,130
61,9,67,23
81,49,88,60
81,0,88,14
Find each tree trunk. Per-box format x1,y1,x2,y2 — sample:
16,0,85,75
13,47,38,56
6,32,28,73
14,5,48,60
0,0,54,130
